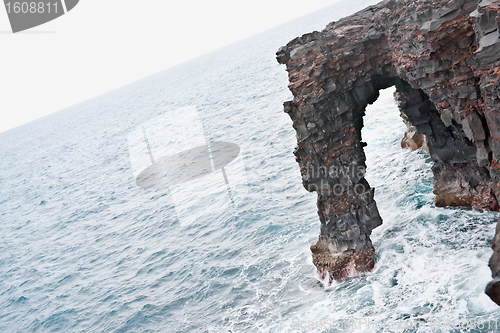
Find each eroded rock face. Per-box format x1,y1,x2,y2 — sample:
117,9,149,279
401,126,428,151
486,217,500,305
277,0,500,290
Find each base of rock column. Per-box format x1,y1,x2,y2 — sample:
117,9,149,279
486,217,500,305
310,235,375,282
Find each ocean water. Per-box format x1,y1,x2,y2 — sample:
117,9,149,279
1,1,500,332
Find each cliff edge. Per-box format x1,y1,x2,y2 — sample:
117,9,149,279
277,0,500,304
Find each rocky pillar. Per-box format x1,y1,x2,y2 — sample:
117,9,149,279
278,0,500,286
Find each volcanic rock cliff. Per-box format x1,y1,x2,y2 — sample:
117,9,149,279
277,0,500,304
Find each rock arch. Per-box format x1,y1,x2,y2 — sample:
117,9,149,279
277,0,500,284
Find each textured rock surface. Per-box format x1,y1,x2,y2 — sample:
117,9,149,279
486,217,500,305
277,0,500,290
401,125,428,151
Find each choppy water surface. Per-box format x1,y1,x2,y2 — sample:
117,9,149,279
1,1,499,332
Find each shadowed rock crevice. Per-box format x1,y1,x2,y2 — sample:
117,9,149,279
277,0,500,295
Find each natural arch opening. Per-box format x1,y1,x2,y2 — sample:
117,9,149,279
361,86,428,194
277,0,500,298
305,76,444,282
301,75,497,282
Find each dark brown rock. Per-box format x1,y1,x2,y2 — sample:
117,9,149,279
401,126,428,151
486,217,500,305
311,235,375,281
277,0,500,298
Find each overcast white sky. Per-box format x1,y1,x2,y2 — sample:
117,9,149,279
0,0,340,134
